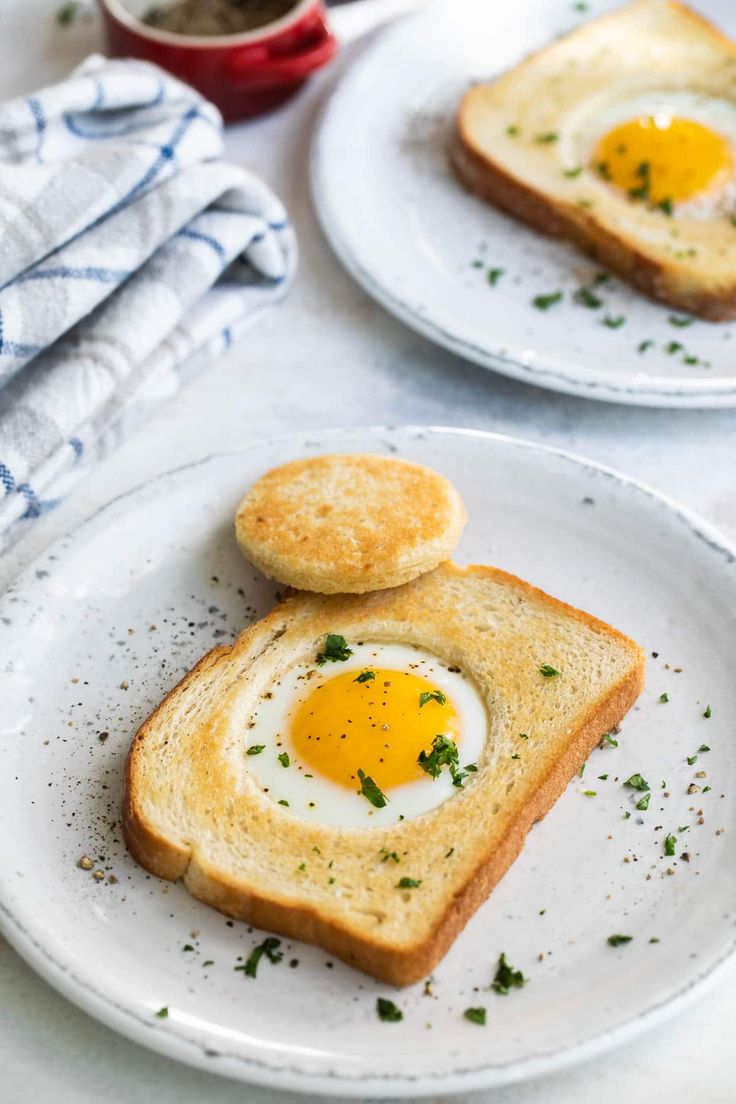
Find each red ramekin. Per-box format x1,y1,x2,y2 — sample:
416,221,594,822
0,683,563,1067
98,0,338,122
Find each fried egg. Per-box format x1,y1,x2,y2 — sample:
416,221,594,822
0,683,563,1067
569,92,736,218
245,641,487,827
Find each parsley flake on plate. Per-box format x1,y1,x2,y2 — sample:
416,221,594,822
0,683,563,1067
664,833,677,857
278,751,290,768
237,937,283,979
607,934,633,947
377,997,403,1022
464,1007,487,1025
246,744,265,756
532,291,563,311
624,773,650,792
491,952,526,995
155,1006,169,1018
636,792,651,811
487,267,504,286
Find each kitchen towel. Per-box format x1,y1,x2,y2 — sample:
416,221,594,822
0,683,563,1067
0,54,296,550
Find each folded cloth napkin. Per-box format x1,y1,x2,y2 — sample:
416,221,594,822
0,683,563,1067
0,55,296,550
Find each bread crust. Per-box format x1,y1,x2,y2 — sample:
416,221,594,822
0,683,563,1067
451,0,736,321
124,563,645,986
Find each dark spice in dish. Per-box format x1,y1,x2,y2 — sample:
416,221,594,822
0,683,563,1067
143,0,298,36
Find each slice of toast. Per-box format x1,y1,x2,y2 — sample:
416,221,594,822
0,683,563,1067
124,563,644,985
452,0,736,320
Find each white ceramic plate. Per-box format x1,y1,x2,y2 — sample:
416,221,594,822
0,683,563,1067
312,0,736,407
1,425,735,1096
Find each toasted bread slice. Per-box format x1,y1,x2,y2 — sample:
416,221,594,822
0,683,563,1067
235,453,466,594
452,0,736,320
124,563,644,986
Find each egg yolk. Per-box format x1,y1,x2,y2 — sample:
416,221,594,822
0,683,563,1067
592,115,732,203
289,668,460,792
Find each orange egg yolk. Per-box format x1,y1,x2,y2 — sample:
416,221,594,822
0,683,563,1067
289,668,460,792
592,115,732,203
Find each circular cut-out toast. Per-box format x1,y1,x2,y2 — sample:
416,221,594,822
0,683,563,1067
234,453,467,593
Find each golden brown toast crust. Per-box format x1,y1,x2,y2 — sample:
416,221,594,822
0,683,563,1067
123,563,645,986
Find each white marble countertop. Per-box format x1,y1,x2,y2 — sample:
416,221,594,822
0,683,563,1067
2,1,736,1100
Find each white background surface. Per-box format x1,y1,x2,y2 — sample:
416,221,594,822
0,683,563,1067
1,1,735,1101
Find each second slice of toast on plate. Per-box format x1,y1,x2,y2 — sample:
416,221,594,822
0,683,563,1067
452,0,736,320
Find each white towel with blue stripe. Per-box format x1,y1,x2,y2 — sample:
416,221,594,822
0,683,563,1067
0,54,296,550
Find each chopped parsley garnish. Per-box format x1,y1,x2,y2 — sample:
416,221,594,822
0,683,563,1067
666,341,683,355
664,833,677,857
419,689,447,708
511,753,520,760
699,744,710,753
582,790,597,797
316,634,352,665
564,165,583,178
658,197,674,216
573,286,603,309
703,785,712,793
532,291,563,311
487,267,504,286
417,734,475,788
624,773,650,792
598,773,609,781
636,792,651,811
418,734,457,779
687,754,697,766
607,934,633,947
396,877,421,889
602,732,618,747
464,1007,487,1025
380,848,400,863
506,124,520,137
491,953,526,995
669,315,692,328
602,314,625,329
237,937,283,978
535,131,559,144
56,1,78,25
182,944,194,952
278,751,290,768
638,340,654,353
377,997,403,1022
659,692,669,703
246,744,265,756
519,732,529,740
354,670,375,683
155,1006,169,1018
278,799,289,806
539,663,560,678
357,768,388,808
595,160,612,181
703,705,712,718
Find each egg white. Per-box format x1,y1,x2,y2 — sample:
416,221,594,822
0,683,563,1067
244,642,488,828
561,91,736,219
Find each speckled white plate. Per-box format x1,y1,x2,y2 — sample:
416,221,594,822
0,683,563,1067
312,0,736,407
1,426,735,1096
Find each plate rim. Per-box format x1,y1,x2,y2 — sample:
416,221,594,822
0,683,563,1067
2,423,736,1096
310,3,736,410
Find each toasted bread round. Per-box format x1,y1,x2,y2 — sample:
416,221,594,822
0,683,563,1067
234,453,467,593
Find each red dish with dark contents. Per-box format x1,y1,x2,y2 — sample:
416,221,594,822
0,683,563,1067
98,0,338,122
